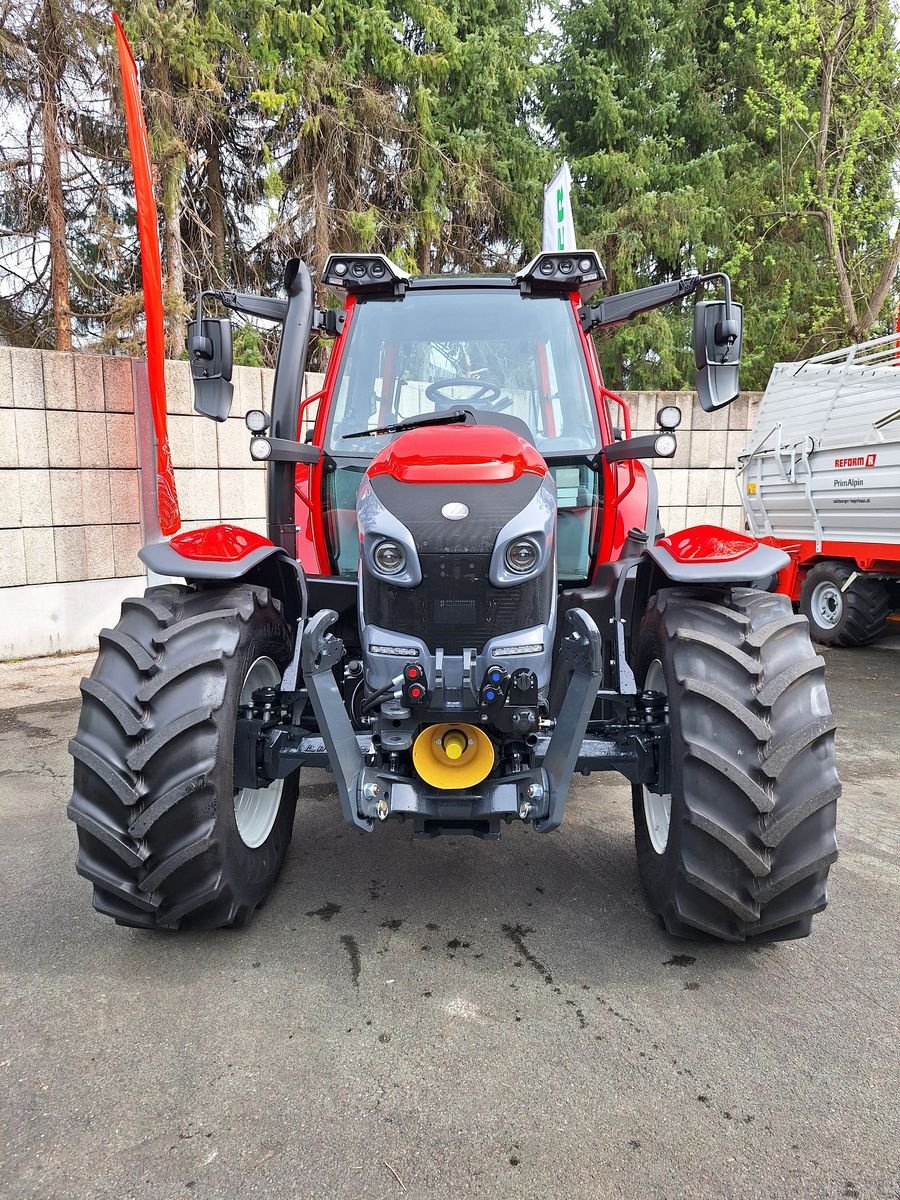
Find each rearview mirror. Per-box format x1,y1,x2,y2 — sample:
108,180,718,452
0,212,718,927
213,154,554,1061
188,315,233,421
694,299,742,412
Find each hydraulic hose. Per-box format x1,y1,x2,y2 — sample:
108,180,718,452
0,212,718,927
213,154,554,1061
360,674,404,717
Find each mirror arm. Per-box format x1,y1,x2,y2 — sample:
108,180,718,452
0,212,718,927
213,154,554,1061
580,276,702,333
580,271,736,334
213,290,289,324
695,271,733,318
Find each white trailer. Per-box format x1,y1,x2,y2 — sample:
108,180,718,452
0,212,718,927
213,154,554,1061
738,332,900,644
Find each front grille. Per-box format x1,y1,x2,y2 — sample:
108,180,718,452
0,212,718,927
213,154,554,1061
364,552,552,654
434,596,477,628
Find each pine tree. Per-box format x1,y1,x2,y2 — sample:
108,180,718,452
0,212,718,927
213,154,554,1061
545,0,900,389
736,0,900,345
543,0,748,388
0,0,107,347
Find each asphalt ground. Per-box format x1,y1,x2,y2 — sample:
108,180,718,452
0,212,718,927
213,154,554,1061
1,642,898,1200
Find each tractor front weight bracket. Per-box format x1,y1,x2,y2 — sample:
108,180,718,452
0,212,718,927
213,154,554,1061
234,607,375,832
301,609,374,831
534,607,604,833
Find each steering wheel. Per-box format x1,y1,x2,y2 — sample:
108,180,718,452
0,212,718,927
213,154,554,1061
425,377,505,408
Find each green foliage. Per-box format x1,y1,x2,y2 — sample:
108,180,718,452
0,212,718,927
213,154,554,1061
545,0,900,390
232,322,265,367
1,0,897,390
543,0,749,386
238,0,546,278
733,0,900,344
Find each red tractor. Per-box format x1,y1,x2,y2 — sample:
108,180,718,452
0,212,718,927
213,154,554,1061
68,252,840,942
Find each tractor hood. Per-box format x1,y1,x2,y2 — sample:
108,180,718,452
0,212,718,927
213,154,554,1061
365,422,549,485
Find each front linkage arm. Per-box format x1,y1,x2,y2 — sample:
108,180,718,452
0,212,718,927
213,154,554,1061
534,608,603,832
299,609,374,832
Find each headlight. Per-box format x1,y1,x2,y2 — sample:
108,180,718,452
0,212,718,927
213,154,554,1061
504,538,540,574
654,433,677,457
249,436,272,460
373,540,406,575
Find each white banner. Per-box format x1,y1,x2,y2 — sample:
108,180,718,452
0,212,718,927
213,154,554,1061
542,161,576,252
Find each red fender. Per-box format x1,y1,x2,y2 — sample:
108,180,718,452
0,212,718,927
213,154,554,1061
645,525,790,583
138,524,284,580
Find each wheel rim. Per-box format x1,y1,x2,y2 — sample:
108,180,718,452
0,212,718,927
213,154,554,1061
642,659,671,855
234,656,284,849
810,579,843,629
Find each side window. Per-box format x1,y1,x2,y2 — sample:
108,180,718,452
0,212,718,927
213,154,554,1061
323,464,364,577
551,463,600,583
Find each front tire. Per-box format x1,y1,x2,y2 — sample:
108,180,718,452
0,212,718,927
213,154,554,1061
632,587,840,942
68,583,299,929
799,560,889,646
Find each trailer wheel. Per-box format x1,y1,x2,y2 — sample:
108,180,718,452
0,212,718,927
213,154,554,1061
632,587,840,942
68,583,299,929
799,561,889,646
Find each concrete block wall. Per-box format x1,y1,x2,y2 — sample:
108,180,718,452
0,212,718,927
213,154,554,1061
0,349,143,588
0,346,756,658
627,390,759,534
0,348,148,659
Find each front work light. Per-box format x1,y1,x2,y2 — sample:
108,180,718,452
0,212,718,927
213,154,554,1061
516,250,607,300
322,254,409,297
249,436,272,460
657,405,682,430
654,433,677,458
245,408,271,433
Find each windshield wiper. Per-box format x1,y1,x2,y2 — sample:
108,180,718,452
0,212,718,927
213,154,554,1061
342,407,474,440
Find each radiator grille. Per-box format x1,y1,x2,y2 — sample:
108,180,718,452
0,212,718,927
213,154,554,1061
364,552,551,654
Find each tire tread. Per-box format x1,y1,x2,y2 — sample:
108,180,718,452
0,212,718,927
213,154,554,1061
68,582,296,930
634,586,840,942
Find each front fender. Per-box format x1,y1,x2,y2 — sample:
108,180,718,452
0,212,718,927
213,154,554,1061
643,525,789,584
138,523,288,581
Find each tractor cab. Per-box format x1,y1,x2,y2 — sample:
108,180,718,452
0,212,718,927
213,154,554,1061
316,267,606,584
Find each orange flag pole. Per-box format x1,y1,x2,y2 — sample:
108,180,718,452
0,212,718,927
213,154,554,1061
112,12,181,535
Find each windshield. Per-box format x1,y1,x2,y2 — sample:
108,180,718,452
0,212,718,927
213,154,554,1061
325,289,599,456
